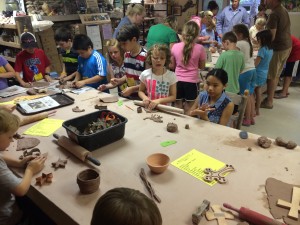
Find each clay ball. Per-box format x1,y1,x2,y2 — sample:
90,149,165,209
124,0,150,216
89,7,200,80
257,136,272,148
167,123,178,133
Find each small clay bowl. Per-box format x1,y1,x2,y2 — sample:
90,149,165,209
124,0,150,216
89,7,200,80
77,169,100,194
146,153,170,174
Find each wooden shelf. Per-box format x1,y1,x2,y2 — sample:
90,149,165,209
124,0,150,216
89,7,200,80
3,56,16,63
0,24,17,29
0,40,21,48
41,14,80,22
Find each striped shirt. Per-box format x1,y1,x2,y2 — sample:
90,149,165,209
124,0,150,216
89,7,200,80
60,48,78,75
123,47,147,88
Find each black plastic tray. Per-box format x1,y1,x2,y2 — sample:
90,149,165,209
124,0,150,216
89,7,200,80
16,93,74,115
62,110,128,151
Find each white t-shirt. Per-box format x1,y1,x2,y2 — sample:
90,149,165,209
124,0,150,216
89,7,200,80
237,40,255,73
139,68,177,101
249,25,259,48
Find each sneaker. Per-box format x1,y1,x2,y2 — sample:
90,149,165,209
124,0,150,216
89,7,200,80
242,119,251,127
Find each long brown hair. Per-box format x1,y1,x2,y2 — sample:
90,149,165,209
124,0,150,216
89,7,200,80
233,24,253,58
182,21,199,65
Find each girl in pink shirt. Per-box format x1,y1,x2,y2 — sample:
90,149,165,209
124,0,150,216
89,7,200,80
170,21,206,114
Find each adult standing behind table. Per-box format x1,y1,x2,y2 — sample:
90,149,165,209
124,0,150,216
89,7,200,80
260,0,292,109
113,3,145,39
216,0,250,38
146,15,179,50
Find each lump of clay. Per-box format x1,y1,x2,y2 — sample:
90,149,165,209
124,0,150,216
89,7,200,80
275,137,287,147
137,106,142,113
27,89,37,95
72,106,85,112
185,124,190,129
257,136,272,148
167,123,178,133
17,137,40,151
286,141,297,149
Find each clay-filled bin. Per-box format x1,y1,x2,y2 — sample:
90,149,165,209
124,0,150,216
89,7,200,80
77,169,100,194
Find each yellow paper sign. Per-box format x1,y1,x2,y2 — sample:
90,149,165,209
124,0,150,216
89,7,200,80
23,118,64,137
34,73,43,81
171,149,226,186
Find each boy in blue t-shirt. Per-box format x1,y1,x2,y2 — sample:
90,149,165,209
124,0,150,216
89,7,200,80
70,34,107,89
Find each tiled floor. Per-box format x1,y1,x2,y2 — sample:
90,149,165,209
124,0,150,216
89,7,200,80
242,83,300,145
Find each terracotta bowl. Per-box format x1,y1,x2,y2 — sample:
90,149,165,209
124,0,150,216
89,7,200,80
77,169,100,194
146,153,170,174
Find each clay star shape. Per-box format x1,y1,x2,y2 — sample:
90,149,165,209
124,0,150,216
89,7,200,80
51,158,67,169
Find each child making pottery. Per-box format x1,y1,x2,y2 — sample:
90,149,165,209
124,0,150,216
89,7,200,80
91,187,162,225
170,21,206,115
138,44,177,110
98,39,126,94
0,110,46,225
190,69,234,126
71,34,108,89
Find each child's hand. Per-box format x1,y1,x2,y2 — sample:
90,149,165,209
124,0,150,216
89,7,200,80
26,156,46,175
0,104,16,112
44,75,52,82
74,80,85,88
98,84,107,92
110,78,120,86
121,87,134,97
20,81,32,88
143,98,151,108
19,156,36,168
148,99,159,110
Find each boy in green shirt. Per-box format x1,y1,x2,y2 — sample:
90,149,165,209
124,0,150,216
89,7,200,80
215,31,244,94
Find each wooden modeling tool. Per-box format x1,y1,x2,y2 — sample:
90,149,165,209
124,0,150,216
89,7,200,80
192,200,210,225
53,134,100,166
133,100,184,114
277,186,300,219
223,203,287,225
203,164,235,183
20,110,56,126
205,205,234,225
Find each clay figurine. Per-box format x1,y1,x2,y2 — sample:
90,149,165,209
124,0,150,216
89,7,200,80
257,136,272,148
143,114,163,123
167,123,178,133
203,164,235,184
36,172,53,186
19,148,41,160
72,106,85,112
51,158,68,169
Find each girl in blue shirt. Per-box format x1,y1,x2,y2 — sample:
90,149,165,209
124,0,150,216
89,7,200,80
254,29,273,116
190,69,234,126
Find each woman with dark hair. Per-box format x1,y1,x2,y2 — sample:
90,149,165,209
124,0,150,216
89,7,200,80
207,0,219,16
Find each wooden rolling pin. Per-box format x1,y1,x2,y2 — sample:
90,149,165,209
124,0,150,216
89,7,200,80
20,110,56,126
53,134,100,166
223,203,286,225
133,100,184,114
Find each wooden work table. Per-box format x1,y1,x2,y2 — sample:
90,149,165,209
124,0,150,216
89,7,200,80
2,89,300,225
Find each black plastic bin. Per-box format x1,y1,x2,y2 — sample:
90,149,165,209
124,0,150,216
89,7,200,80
62,110,128,151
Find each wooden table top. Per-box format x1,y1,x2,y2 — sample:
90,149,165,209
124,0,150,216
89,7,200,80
3,89,299,225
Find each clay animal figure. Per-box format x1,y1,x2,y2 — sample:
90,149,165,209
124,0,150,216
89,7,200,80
19,148,41,160
52,158,68,169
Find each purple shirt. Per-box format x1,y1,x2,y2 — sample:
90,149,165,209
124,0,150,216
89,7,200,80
0,56,9,90
216,5,250,35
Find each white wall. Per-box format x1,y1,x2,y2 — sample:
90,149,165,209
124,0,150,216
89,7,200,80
0,1,6,12
289,13,300,38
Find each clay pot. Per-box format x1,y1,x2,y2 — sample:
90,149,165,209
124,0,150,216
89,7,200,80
146,153,170,174
77,169,100,194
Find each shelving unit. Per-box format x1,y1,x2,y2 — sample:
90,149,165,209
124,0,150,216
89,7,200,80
0,24,22,63
123,0,168,46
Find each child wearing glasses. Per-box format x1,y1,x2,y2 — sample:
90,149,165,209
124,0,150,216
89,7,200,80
138,44,177,110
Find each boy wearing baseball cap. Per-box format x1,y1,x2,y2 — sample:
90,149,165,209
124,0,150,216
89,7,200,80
14,32,52,87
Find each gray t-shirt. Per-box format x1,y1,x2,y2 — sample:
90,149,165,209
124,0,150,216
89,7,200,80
0,156,23,225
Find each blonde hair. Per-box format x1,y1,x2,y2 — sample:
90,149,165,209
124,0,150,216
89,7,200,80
105,38,124,64
126,4,145,17
146,44,171,69
182,21,199,65
0,110,20,134
255,17,266,26
200,10,215,31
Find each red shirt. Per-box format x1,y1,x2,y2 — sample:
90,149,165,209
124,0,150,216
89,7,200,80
287,36,300,62
14,48,50,82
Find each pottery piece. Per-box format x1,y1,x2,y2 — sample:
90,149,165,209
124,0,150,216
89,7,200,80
146,153,170,174
77,169,100,194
